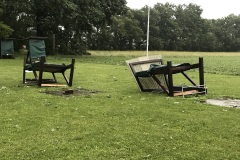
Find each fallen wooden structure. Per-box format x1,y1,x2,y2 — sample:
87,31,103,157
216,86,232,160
127,56,207,97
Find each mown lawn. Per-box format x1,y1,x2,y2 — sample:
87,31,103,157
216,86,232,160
1,51,240,159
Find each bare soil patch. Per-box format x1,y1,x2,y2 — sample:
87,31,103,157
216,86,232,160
206,98,240,108
43,88,101,96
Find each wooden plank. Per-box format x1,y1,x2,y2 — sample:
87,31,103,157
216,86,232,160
173,90,198,96
41,84,67,87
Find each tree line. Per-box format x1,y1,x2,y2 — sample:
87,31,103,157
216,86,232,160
1,0,240,54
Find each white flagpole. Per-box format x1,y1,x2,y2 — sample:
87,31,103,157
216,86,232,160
146,0,150,56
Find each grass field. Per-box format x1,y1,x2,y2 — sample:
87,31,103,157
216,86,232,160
1,51,240,159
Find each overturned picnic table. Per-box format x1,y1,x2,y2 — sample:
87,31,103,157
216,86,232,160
126,55,207,97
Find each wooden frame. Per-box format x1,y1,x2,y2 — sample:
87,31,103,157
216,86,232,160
149,57,206,97
126,55,167,92
23,56,75,87
23,37,75,87
127,56,207,97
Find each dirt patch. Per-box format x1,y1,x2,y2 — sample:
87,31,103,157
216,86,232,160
43,88,101,96
206,98,240,108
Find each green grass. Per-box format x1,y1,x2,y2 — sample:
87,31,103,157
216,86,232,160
1,51,240,159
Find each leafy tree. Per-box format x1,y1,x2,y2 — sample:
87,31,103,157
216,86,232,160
1,0,127,54
153,3,180,50
110,11,143,50
196,19,219,51
175,3,205,51
213,14,240,51
132,7,163,50
0,0,13,38
2,0,240,52
131,8,148,50
0,22,13,38
88,25,115,50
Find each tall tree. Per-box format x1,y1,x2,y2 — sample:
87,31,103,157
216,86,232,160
2,0,127,54
110,10,143,50
213,14,240,51
175,3,205,51
71,0,127,52
154,3,179,50
0,0,13,38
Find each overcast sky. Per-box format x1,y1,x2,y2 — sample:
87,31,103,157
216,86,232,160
126,0,240,19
